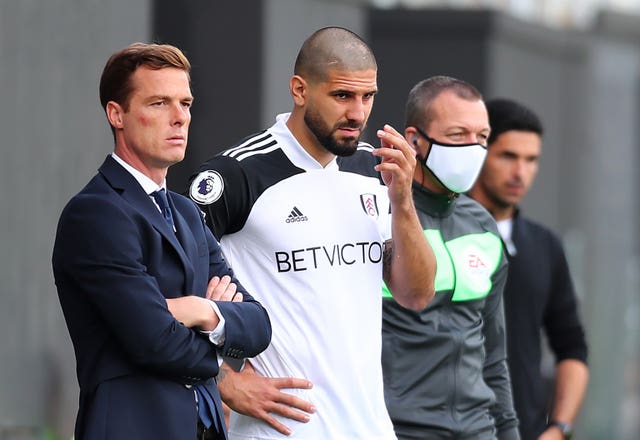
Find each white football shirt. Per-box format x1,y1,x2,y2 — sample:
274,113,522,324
190,114,396,439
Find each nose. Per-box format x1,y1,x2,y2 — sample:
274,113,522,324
513,159,528,179
345,98,367,123
171,103,190,126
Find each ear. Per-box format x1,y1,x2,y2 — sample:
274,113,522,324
106,101,124,129
290,75,307,107
404,127,420,154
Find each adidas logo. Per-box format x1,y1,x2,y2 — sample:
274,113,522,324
285,206,308,223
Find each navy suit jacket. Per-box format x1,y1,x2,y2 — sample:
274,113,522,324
52,156,271,440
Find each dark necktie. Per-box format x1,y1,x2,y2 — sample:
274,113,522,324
152,189,219,431
194,385,220,431
151,189,175,231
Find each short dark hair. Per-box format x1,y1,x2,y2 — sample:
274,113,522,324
294,27,376,83
99,42,191,112
405,76,483,130
486,98,543,145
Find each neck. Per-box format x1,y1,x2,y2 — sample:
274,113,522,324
491,205,515,221
114,147,168,186
468,187,515,221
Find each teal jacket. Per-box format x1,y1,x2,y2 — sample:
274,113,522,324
382,183,519,440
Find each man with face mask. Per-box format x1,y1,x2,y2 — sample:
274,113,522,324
381,76,520,440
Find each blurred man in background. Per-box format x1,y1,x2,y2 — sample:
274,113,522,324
469,98,589,440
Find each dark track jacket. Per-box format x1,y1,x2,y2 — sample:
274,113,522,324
382,184,519,440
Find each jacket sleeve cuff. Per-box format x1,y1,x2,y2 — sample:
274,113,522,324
199,300,226,346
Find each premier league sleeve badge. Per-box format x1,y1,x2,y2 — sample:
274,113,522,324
189,170,224,205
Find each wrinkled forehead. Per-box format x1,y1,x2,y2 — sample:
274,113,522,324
428,92,488,131
321,68,378,91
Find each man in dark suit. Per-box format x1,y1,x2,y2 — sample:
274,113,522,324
52,43,271,440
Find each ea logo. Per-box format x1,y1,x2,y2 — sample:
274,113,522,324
463,245,492,286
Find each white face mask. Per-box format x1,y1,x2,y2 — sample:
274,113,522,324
418,130,488,194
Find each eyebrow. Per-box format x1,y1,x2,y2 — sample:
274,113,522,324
331,88,378,96
145,94,194,102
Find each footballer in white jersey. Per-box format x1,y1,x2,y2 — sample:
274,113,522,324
190,114,397,440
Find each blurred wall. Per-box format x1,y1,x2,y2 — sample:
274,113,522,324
577,12,640,438
1,1,638,440
0,1,151,439
153,0,264,193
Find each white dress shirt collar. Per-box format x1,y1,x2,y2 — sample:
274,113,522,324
111,152,166,194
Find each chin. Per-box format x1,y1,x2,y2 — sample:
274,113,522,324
502,197,521,207
171,148,187,161
163,154,185,167
337,140,359,156
341,146,358,156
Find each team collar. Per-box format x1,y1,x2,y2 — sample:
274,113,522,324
273,113,339,172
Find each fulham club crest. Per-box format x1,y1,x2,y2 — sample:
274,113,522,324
360,193,379,219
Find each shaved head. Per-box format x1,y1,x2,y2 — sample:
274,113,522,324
294,27,377,82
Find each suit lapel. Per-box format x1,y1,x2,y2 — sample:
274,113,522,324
167,193,198,295
98,156,196,292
